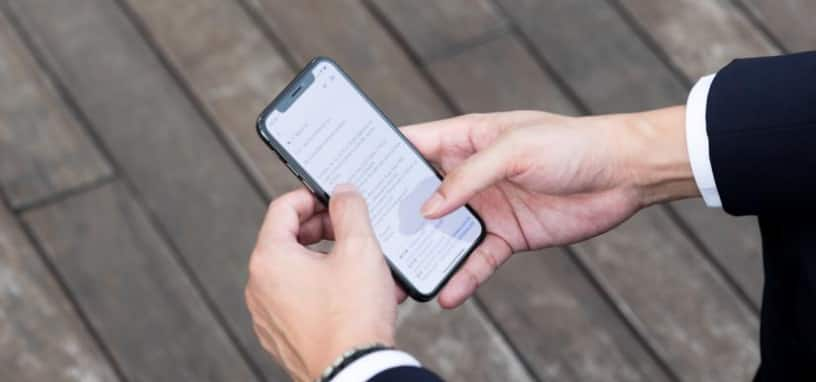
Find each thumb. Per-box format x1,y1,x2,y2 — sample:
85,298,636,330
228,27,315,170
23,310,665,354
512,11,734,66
421,137,514,219
329,184,377,247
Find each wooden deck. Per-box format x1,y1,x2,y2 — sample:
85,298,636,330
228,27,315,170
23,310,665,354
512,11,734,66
0,0,811,381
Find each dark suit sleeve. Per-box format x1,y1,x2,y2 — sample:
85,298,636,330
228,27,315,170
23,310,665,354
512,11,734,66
706,51,816,216
368,366,444,381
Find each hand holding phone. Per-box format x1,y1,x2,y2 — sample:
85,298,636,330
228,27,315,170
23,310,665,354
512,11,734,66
257,57,485,301
246,187,401,381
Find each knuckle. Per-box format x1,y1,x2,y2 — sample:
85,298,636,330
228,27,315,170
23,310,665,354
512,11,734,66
477,247,500,273
463,266,481,289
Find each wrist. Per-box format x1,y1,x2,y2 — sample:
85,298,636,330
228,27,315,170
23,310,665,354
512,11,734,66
618,106,699,207
304,328,395,381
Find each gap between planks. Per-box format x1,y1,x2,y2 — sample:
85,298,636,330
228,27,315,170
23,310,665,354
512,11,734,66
0,185,129,382
0,2,268,380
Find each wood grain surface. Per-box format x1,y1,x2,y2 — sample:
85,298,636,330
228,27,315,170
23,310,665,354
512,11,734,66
0,201,118,382
24,182,258,381
0,11,111,209
120,0,298,198
5,0,283,379
739,0,815,52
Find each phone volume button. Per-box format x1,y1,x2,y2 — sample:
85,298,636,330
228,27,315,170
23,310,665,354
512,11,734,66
284,161,298,176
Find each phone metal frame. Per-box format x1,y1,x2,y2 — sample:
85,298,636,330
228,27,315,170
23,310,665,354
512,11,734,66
256,57,485,301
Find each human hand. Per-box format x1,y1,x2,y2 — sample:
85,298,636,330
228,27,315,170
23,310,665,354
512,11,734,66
402,108,697,308
245,185,404,382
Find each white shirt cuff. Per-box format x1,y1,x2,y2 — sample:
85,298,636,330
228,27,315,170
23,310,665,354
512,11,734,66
686,73,722,207
330,350,421,382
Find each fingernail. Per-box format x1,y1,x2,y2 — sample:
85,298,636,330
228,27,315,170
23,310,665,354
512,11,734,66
421,192,444,217
333,183,356,194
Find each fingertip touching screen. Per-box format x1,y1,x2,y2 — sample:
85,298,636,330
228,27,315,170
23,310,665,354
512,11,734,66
262,59,483,296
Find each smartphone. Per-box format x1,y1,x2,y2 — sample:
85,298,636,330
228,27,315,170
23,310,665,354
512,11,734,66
256,57,485,301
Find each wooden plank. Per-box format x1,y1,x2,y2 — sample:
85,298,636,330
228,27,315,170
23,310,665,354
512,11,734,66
739,0,816,52
573,207,759,381
0,201,118,382
428,33,578,114
122,0,537,378
119,0,298,197
616,0,777,81
369,0,507,60
22,182,258,381
672,201,762,305
479,249,670,381
495,0,688,113
243,0,449,125
377,1,760,380
4,0,285,379
396,300,535,381
376,0,575,114
0,10,111,209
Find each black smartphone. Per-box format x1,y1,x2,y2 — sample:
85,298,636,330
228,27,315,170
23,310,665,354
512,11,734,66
256,57,485,301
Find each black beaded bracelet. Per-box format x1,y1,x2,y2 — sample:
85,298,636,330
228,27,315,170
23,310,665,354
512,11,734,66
317,343,391,382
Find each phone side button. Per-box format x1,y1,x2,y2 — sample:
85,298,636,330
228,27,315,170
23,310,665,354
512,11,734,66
284,162,298,176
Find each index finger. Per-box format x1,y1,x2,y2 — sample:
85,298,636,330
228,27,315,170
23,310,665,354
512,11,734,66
400,115,474,160
256,188,323,248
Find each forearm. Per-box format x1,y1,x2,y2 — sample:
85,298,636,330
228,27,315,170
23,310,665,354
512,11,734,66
607,106,700,207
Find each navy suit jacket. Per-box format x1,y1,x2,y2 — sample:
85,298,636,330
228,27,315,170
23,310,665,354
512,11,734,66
370,366,443,381
368,51,816,381
707,51,816,381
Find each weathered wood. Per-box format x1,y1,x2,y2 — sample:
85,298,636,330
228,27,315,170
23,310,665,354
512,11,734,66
368,0,576,122
396,300,535,382
616,0,777,82
120,0,298,197
243,0,449,125
0,10,111,209
495,0,687,113
479,249,670,381
740,0,816,52
5,0,283,379
370,0,507,60
22,182,258,381
0,201,118,382
378,0,575,115
378,0,761,379
427,34,578,114
573,207,759,381
672,201,762,305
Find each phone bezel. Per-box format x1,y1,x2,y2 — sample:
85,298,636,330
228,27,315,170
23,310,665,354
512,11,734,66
255,56,486,301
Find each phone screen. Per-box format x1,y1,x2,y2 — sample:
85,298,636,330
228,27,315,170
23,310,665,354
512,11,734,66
260,59,484,297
